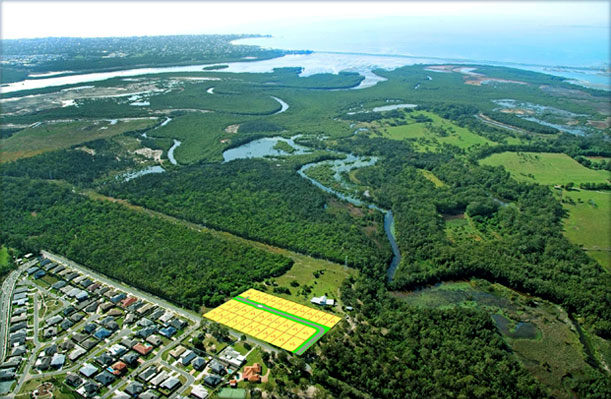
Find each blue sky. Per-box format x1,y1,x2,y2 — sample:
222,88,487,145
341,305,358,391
2,1,609,39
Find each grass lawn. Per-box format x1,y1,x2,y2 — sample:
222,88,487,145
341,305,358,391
267,252,357,307
204,334,228,354
0,118,157,162
15,375,78,399
380,111,493,151
0,246,9,268
419,169,445,187
480,152,610,186
233,341,251,355
556,189,611,270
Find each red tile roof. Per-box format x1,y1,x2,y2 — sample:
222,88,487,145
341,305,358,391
111,361,127,375
132,343,153,356
120,297,138,308
242,363,262,382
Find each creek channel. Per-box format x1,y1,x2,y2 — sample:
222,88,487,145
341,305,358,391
222,135,401,282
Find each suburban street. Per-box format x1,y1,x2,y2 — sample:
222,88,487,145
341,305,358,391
42,251,202,323
0,260,37,361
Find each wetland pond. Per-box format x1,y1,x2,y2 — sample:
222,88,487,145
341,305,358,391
394,281,540,340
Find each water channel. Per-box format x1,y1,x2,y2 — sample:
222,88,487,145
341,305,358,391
222,135,401,282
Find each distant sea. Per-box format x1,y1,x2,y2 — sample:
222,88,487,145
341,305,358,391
234,16,610,90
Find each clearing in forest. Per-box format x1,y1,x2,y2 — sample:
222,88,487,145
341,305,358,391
479,152,610,186
204,289,341,355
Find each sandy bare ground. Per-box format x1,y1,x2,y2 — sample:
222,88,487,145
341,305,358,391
75,146,96,156
499,108,534,115
224,124,240,134
587,117,611,129
464,77,527,86
134,147,163,163
424,65,527,86
0,80,165,115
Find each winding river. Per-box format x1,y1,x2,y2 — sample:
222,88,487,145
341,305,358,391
271,96,289,115
222,135,401,281
167,139,182,165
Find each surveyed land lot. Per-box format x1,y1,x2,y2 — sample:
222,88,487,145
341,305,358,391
204,289,341,355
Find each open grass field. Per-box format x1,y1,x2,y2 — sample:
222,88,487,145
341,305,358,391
419,169,445,187
380,111,493,152
479,152,611,186
0,118,157,162
0,246,9,268
204,289,341,355
270,251,356,306
556,189,611,270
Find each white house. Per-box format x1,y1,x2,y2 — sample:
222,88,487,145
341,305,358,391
310,295,335,306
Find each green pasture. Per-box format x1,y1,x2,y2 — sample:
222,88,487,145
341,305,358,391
558,189,611,270
480,152,610,186
0,119,156,162
380,111,493,151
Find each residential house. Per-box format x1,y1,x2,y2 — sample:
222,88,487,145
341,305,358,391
125,381,144,396
95,371,116,386
111,361,128,376
161,376,180,391
192,357,207,371
132,343,153,356
242,363,262,383
65,373,82,387
79,363,98,378
138,366,158,382
190,385,209,399
203,375,222,387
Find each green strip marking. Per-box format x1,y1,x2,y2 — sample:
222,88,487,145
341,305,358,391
235,295,329,331
233,296,332,354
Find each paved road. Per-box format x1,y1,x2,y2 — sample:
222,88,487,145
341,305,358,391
234,297,325,355
101,321,199,399
13,292,42,395
0,260,37,361
42,251,202,323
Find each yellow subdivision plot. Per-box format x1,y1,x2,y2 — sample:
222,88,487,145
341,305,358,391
270,334,290,347
294,326,317,341
281,336,305,352
204,289,342,354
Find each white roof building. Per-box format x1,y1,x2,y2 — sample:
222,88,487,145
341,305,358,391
311,295,335,306
190,385,209,399
158,311,173,324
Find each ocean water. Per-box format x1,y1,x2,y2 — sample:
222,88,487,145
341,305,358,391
234,16,610,89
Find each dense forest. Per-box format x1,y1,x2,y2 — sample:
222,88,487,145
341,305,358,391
101,158,391,269
309,275,610,399
1,177,292,308
341,135,610,336
2,46,610,398
1,139,138,185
